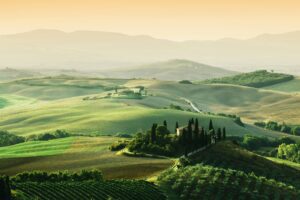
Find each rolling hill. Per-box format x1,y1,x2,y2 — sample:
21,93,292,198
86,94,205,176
99,59,237,81
0,68,41,82
1,29,300,74
0,77,300,137
202,70,294,88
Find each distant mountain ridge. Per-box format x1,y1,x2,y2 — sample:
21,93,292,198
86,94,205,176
1,29,300,75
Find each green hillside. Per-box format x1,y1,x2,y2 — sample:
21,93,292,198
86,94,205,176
0,136,173,179
0,76,128,100
263,77,300,93
202,70,294,88
188,141,300,188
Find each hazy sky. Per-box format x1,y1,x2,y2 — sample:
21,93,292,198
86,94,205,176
1,0,300,40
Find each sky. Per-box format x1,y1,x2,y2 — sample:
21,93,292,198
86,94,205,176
1,0,300,41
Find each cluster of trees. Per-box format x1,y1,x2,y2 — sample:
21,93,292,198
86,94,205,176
0,130,25,147
127,118,226,156
240,135,295,151
204,70,294,88
128,121,175,156
0,130,72,147
12,170,103,183
254,121,300,136
26,130,71,141
277,143,300,163
0,176,11,200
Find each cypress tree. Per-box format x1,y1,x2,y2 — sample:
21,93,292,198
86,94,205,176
191,118,195,125
217,128,222,141
200,127,205,147
0,176,11,200
150,123,157,144
182,128,188,156
209,119,214,131
163,120,167,128
223,127,226,140
187,120,193,146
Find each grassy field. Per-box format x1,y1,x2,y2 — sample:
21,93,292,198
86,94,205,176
0,136,173,179
263,77,300,93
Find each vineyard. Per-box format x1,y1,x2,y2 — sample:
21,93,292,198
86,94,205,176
14,180,166,200
158,164,300,200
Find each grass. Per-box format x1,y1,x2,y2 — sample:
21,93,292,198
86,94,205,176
0,137,75,158
266,157,300,170
263,77,300,93
0,136,174,179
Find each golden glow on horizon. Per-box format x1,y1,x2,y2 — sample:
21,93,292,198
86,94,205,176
1,0,300,40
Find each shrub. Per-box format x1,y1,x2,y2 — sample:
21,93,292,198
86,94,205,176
292,127,300,136
109,140,129,151
179,80,192,84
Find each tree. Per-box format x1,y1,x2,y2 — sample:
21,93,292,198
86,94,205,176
0,176,11,200
182,129,188,156
191,118,195,125
200,128,205,147
150,123,157,144
222,127,226,140
217,128,222,141
156,125,170,137
187,120,193,146
292,127,300,136
163,120,168,128
209,119,214,131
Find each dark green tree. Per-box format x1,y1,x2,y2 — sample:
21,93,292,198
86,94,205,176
209,119,214,131
200,128,205,147
150,123,157,144
182,128,188,156
191,118,195,125
163,120,168,128
0,176,11,200
217,128,222,141
222,127,226,140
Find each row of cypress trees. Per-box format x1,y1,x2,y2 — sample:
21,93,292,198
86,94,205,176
179,118,226,155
